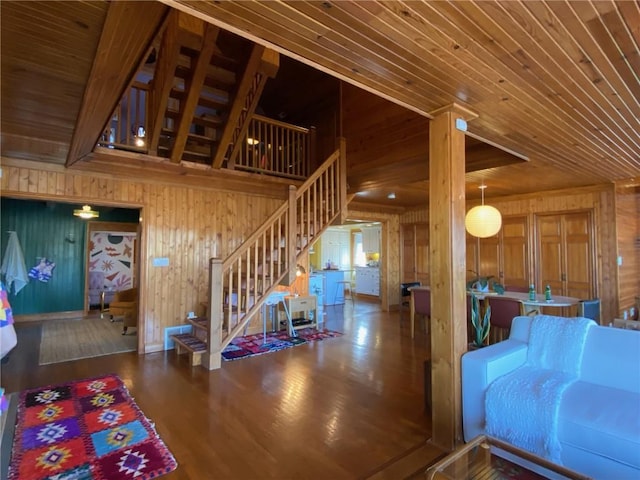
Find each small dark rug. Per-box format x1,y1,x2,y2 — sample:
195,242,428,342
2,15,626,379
221,328,342,361
8,374,177,480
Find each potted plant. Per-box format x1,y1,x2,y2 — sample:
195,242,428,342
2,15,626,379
466,270,504,294
470,293,491,348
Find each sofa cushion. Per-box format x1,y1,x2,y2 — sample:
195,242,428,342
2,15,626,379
580,325,640,393
560,381,640,469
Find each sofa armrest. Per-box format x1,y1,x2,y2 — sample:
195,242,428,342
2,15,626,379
462,340,528,441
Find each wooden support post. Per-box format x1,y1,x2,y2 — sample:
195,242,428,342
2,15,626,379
203,257,223,370
428,103,477,451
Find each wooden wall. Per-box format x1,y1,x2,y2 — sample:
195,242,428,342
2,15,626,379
400,184,619,321
615,185,640,314
348,208,400,311
1,158,283,353
1,198,138,315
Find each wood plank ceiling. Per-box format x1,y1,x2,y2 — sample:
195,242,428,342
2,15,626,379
162,0,640,206
1,1,638,209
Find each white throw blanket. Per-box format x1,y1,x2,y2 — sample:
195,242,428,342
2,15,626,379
1,231,29,295
485,315,594,463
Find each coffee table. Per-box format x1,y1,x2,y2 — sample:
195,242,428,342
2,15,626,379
425,435,592,479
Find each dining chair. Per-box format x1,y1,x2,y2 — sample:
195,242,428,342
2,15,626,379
400,281,421,320
486,295,524,344
410,286,430,338
578,299,601,325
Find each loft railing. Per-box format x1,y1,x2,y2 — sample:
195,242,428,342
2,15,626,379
203,140,346,369
98,83,149,152
230,114,316,179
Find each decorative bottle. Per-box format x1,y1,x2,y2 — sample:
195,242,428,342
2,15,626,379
528,284,536,301
544,284,552,301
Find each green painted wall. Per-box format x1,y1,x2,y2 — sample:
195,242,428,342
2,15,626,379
0,198,138,315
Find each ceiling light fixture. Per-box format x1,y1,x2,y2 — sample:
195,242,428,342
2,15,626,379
73,205,99,220
387,192,396,199
134,126,146,147
464,184,502,238
247,137,259,146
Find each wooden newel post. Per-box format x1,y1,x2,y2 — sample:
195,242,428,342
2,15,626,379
204,257,223,370
428,103,477,451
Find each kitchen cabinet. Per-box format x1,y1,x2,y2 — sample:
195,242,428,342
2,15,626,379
320,230,350,270
362,226,380,253
355,267,380,296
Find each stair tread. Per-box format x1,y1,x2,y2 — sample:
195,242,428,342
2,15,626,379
187,317,208,331
171,333,207,352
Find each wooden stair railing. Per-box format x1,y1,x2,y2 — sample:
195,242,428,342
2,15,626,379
230,114,316,180
194,139,347,370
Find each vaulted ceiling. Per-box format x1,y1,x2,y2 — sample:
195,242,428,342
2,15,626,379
1,1,638,210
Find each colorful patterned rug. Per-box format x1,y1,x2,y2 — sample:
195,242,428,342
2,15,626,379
221,328,342,361
8,374,177,480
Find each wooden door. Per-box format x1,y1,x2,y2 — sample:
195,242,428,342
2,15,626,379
500,216,529,290
478,234,500,280
563,212,593,300
536,212,594,300
401,224,416,282
415,223,429,286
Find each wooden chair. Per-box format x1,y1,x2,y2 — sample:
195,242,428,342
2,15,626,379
110,287,138,335
486,295,524,344
578,298,601,325
410,286,430,338
400,281,421,319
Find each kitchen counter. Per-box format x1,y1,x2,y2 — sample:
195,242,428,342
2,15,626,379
311,270,349,305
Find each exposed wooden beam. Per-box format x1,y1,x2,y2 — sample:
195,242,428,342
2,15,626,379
149,11,181,156
170,23,220,163
66,1,168,167
211,44,266,169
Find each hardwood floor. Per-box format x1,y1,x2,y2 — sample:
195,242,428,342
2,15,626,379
1,300,443,479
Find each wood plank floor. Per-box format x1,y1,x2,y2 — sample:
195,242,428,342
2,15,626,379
1,299,444,479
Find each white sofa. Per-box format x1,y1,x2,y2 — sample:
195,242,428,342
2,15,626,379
462,315,640,479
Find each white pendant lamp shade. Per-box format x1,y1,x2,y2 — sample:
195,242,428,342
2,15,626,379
465,205,502,238
465,183,502,238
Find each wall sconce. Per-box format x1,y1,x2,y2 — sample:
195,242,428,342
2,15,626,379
73,205,99,219
465,184,502,238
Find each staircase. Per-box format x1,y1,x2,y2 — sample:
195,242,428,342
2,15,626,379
93,11,347,367
98,11,279,169
171,140,347,369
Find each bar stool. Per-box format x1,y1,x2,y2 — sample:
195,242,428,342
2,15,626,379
335,280,354,305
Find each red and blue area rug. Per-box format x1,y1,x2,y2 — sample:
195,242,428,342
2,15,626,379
8,374,177,480
222,328,343,361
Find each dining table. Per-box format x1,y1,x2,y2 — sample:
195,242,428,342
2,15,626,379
407,287,583,340
469,290,581,315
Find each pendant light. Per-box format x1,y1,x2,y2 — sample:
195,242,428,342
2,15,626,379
465,184,501,238
73,205,99,219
